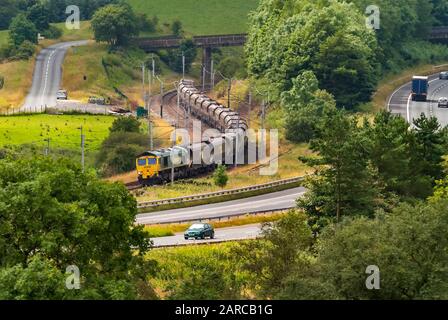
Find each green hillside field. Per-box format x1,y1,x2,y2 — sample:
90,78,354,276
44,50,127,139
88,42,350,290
0,114,114,151
127,0,259,35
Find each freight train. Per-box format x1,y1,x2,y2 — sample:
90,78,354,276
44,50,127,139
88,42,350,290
136,80,251,186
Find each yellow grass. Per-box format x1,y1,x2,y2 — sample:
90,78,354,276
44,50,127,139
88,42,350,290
0,59,35,109
61,43,114,102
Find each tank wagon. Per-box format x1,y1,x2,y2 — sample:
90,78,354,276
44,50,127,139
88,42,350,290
136,80,251,186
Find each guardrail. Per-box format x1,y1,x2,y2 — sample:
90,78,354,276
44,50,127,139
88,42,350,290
151,208,292,225
137,176,306,209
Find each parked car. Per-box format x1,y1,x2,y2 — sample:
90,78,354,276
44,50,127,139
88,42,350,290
56,89,68,100
88,96,107,105
438,97,448,108
184,223,215,240
440,72,448,80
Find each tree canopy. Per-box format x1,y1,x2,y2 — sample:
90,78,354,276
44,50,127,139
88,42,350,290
91,3,139,46
0,155,156,299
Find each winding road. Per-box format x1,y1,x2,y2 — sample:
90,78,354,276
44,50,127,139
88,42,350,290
388,73,448,127
21,40,89,111
136,187,305,225
152,224,262,248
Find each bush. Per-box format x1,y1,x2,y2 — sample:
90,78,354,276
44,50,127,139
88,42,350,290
213,165,228,188
217,56,247,79
96,131,150,176
109,116,141,133
0,75,4,90
137,13,158,33
171,19,183,36
41,25,62,39
13,40,36,60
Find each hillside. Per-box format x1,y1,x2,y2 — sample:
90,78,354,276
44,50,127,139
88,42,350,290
127,0,259,35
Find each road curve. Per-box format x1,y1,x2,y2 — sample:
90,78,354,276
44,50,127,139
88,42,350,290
21,40,89,111
388,73,448,127
136,187,306,225
152,224,262,247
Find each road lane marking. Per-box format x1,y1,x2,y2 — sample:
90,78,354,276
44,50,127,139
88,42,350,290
406,78,439,124
137,192,304,221
40,49,56,107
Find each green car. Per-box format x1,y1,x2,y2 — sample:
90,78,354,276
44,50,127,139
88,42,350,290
184,223,215,240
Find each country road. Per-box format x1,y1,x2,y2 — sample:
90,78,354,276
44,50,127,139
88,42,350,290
136,187,305,225
388,73,448,127
152,224,262,247
21,40,89,111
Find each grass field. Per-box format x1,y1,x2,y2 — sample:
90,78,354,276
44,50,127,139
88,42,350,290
128,0,259,35
0,30,8,46
0,114,115,151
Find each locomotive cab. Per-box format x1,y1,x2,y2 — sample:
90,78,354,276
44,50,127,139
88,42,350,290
136,152,161,185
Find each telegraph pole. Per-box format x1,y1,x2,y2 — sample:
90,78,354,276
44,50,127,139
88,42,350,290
182,52,185,79
148,69,153,150
141,63,146,107
152,55,155,83
44,138,50,156
202,65,206,92
227,78,232,110
171,82,180,185
80,126,85,173
248,90,252,128
156,75,164,118
211,60,214,90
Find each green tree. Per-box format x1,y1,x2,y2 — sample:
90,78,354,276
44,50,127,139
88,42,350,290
0,157,156,299
281,71,336,143
91,4,139,46
233,211,322,299
363,111,426,200
0,0,19,30
109,116,141,133
96,132,149,176
167,39,197,73
246,0,379,108
27,3,50,31
213,165,228,188
297,110,380,231
412,113,445,182
317,200,448,300
171,19,183,36
8,13,38,47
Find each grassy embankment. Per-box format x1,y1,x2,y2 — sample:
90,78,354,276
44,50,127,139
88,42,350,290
128,0,258,35
146,242,244,299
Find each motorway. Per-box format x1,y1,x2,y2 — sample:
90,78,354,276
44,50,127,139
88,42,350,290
152,224,262,247
136,187,306,225
21,40,89,111
388,73,448,127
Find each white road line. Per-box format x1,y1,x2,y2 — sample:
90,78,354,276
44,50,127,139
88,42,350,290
40,49,56,107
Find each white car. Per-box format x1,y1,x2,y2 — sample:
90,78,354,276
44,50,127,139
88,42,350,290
438,97,448,108
56,90,68,100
